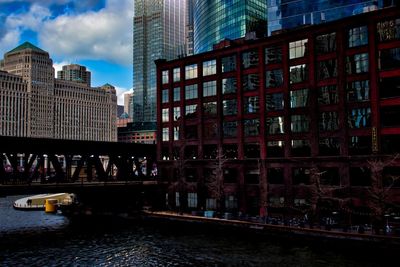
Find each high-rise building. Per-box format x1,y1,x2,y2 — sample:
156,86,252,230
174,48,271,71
186,0,195,56
156,8,400,215
57,64,91,87
0,42,117,142
267,0,397,36
193,0,267,54
132,0,187,125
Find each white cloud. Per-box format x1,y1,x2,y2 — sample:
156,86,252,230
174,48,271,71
39,0,133,65
6,4,51,30
115,86,132,105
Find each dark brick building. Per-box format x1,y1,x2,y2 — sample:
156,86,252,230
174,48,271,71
156,8,400,219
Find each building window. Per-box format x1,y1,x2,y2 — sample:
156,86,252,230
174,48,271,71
318,85,338,105
185,64,198,80
319,111,339,131
206,198,216,210
173,106,181,121
203,59,216,76
381,106,400,127
188,193,197,208
203,122,217,139
319,137,340,156
291,140,311,157
174,126,179,140
162,108,169,122
379,48,400,71
244,96,259,114
185,84,198,100
316,32,336,54
223,145,238,159
222,77,237,94
185,145,198,159
225,195,238,209
162,127,169,141
162,70,169,84
347,80,369,102
289,64,308,84
267,116,284,134
377,18,400,42
289,39,308,59
291,115,309,133
320,168,340,186
350,167,371,186
266,69,283,88
242,50,259,69
203,101,217,116
185,104,198,119
242,74,260,91
244,119,260,136
173,67,180,82
267,141,284,157
290,89,309,108
245,169,259,184
380,76,400,99
173,87,180,102
223,99,237,116
244,144,260,159
348,26,368,47
203,80,217,97
185,125,198,140
204,145,218,159
266,93,284,111
348,108,371,128
292,168,310,184
265,46,282,64
349,135,372,155
162,89,169,103
267,168,284,184
175,192,180,207
223,121,238,138
382,135,400,154
346,53,369,74
221,55,236,72
318,59,337,80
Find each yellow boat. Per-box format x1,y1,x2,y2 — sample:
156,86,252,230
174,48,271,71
13,193,75,211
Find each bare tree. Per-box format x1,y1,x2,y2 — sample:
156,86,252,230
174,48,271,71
367,154,400,233
206,150,228,211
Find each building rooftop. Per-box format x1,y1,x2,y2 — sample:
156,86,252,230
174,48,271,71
6,42,46,54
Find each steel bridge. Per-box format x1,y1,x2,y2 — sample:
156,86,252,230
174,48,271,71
0,136,161,196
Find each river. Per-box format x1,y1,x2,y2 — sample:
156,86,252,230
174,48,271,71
0,195,394,266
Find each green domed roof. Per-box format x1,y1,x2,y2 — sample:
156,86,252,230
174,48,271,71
7,42,46,54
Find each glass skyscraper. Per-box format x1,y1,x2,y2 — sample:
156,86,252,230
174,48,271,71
194,0,267,54
267,0,397,35
133,0,187,123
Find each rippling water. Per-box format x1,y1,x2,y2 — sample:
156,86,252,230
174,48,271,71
0,196,394,266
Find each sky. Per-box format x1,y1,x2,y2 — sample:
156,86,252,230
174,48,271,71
0,0,133,105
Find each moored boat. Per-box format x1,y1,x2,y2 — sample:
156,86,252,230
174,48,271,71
13,193,75,211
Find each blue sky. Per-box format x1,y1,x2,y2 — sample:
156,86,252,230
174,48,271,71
0,0,133,104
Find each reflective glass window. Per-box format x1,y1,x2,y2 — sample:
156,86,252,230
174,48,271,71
173,107,181,121
222,77,237,94
173,68,180,82
223,121,238,138
223,99,237,116
317,59,337,80
162,128,169,141
185,84,198,100
203,101,217,116
162,70,169,84
349,136,371,155
162,89,169,103
265,46,282,64
316,32,336,54
346,53,369,74
291,140,311,157
244,96,259,114
348,108,371,128
290,89,309,108
185,64,198,80
318,85,338,105
203,80,217,97
203,59,217,76
291,115,309,132
289,39,308,59
377,18,400,42
266,69,283,88
319,111,339,131
267,141,284,157
173,87,180,102
242,74,260,91
221,55,236,72
347,80,370,102
244,119,260,136
348,26,368,47
379,48,400,71
267,116,284,134
185,104,198,119
319,138,340,156
242,50,259,69
266,93,284,111
162,108,169,122
290,64,308,84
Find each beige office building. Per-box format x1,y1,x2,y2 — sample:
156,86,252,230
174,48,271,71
0,42,117,142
